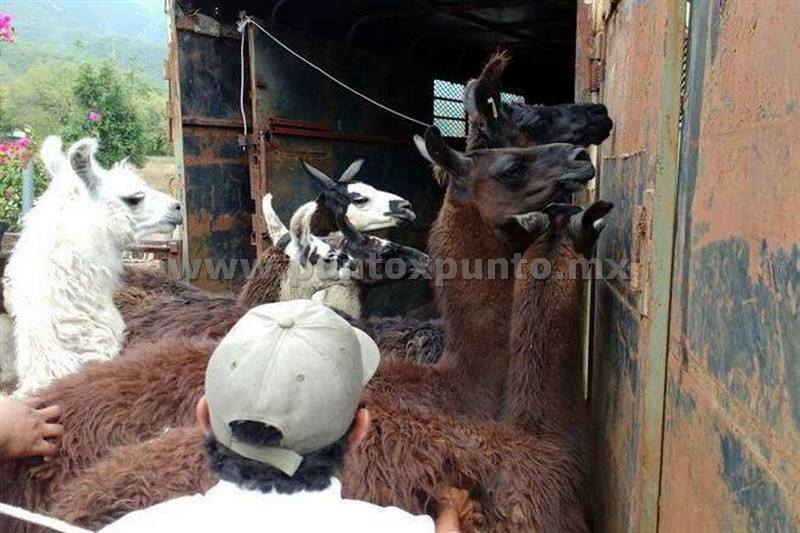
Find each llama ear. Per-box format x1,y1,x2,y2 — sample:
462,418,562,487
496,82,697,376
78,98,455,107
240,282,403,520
339,159,364,183
300,160,337,189
464,50,510,124
542,203,583,218
413,135,434,164
68,138,101,193
40,136,65,176
423,127,469,178
261,193,289,244
580,200,614,232
569,200,614,253
509,211,550,236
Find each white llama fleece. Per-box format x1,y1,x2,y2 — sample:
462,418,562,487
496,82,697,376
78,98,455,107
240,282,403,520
4,137,182,395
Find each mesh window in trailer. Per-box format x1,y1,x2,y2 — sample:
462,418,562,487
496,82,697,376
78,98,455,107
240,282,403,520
433,80,525,138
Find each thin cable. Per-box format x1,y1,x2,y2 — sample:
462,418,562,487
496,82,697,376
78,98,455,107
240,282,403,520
238,19,248,137
239,16,431,128
0,502,93,533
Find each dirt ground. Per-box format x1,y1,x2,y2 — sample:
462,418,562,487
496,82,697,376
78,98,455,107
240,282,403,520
140,156,180,197
135,156,183,246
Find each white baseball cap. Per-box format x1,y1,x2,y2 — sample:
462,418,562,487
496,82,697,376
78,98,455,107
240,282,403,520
205,300,380,476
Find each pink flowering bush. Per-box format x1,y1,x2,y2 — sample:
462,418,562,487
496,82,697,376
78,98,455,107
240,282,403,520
0,135,48,229
0,12,15,44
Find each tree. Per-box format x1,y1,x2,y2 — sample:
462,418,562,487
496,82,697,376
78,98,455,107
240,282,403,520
0,60,79,135
62,61,148,167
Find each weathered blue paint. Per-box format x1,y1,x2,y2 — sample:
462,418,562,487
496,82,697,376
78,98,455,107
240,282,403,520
720,432,795,532
176,23,254,290
659,0,800,529
248,23,441,314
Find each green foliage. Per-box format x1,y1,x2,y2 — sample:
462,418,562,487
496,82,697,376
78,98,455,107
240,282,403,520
0,146,48,231
1,0,166,85
0,60,79,135
61,61,154,167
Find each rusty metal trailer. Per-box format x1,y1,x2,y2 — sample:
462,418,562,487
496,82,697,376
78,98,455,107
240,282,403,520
583,0,800,530
165,0,799,530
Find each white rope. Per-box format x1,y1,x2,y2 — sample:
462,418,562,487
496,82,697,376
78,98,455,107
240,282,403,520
237,15,432,129
237,17,249,138
0,502,94,533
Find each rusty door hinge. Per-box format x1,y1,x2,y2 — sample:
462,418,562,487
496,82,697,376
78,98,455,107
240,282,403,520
630,188,654,316
590,32,605,94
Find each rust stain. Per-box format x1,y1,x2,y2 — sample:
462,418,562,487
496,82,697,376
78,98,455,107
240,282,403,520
691,1,800,258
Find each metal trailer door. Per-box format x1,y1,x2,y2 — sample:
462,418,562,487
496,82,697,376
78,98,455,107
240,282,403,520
585,0,685,531
659,1,800,530
243,23,437,314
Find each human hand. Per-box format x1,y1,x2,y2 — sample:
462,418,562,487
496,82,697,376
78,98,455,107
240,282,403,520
435,486,478,533
0,397,64,460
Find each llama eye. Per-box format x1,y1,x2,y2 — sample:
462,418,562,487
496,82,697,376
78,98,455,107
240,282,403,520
122,192,145,207
351,196,369,206
500,163,525,183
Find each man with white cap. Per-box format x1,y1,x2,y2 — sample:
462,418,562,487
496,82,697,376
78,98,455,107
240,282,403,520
101,300,470,533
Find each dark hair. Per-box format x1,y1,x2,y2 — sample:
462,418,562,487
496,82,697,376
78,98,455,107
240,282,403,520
204,419,353,495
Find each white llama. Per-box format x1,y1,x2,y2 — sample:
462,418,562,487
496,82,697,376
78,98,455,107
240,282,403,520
4,137,183,395
261,159,417,317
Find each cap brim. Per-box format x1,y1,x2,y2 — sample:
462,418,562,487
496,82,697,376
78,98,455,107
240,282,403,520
351,327,380,386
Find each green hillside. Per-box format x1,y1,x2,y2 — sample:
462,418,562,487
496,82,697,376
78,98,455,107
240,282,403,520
0,0,167,85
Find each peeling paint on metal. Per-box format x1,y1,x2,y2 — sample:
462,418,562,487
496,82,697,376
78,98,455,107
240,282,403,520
660,0,800,529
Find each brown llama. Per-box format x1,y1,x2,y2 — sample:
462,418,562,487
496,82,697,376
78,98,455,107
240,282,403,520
0,336,215,532
49,397,589,532
503,201,613,436
21,130,597,532
1,55,612,529
46,204,614,531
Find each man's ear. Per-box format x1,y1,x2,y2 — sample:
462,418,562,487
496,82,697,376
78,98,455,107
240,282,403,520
349,407,371,448
196,396,211,436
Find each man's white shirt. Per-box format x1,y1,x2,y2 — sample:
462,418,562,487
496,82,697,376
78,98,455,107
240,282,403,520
100,478,435,532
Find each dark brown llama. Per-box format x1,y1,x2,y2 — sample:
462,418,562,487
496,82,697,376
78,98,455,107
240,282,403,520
46,204,613,532
28,131,598,532
503,201,613,435
0,336,215,532
404,125,595,418
49,394,589,532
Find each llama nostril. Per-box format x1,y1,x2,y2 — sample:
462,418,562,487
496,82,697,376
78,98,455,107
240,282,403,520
173,202,182,212
570,148,591,163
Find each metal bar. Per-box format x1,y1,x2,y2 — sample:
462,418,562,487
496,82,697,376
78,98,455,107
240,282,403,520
182,116,245,129
247,23,267,257
640,0,687,530
407,19,571,59
167,0,190,281
268,119,408,145
21,162,34,216
345,0,534,45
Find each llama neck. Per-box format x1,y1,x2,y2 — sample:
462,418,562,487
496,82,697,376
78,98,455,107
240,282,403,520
237,246,290,308
309,203,336,236
428,192,521,416
504,245,586,432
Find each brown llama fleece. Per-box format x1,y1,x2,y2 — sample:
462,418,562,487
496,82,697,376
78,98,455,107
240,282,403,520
0,336,216,532
412,51,612,419
115,266,208,319
117,245,286,346
50,427,216,531
235,245,291,308
49,398,588,532
119,245,286,347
